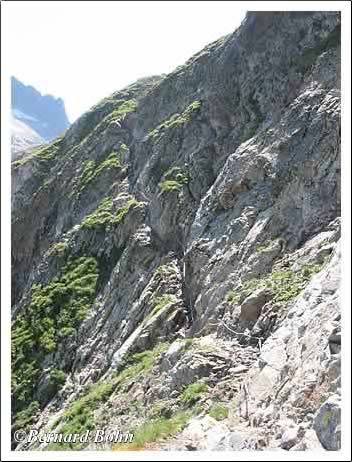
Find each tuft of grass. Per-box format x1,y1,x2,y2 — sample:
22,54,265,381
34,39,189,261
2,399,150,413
180,381,208,406
226,290,239,304
76,160,95,192
81,197,114,229
12,137,62,168
113,199,139,225
116,342,170,384
256,239,277,253
49,241,68,256
72,148,124,197
226,260,326,306
208,403,229,421
150,401,173,419
75,99,137,148
147,294,177,320
301,262,325,278
269,269,304,302
159,166,189,194
81,197,139,230
155,264,177,278
89,151,120,176
148,100,201,140
104,99,137,125
159,180,184,193
113,411,191,451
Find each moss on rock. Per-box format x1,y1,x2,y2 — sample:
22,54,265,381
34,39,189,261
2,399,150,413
148,100,201,140
81,197,139,230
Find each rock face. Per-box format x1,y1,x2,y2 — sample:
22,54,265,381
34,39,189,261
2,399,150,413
11,76,70,158
11,12,341,452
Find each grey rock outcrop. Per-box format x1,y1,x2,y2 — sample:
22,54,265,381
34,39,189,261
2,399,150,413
314,394,341,450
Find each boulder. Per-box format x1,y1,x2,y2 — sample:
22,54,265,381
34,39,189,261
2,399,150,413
280,425,299,450
313,394,341,450
240,288,273,322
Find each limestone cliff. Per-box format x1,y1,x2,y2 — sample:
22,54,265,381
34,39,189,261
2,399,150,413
11,12,341,452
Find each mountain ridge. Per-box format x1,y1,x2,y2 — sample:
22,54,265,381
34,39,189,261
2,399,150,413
11,76,70,157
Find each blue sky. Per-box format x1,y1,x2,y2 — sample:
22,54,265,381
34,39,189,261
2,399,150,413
4,1,246,122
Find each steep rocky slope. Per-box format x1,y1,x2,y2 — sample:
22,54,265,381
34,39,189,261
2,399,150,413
11,12,341,451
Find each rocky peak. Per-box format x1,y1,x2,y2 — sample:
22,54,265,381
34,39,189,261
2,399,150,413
11,76,70,157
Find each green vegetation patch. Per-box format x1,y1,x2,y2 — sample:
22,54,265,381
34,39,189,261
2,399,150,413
208,403,229,421
72,148,125,197
12,256,99,424
159,180,184,193
148,100,201,140
147,294,177,320
225,290,238,304
117,342,169,384
181,381,208,406
49,241,68,256
256,239,278,253
12,401,40,433
104,99,138,125
322,410,333,428
226,261,325,306
47,380,115,450
13,137,62,168
159,166,189,193
113,411,191,450
155,263,177,278
46,342,169,450
76,99,137,148
81,197,139,230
